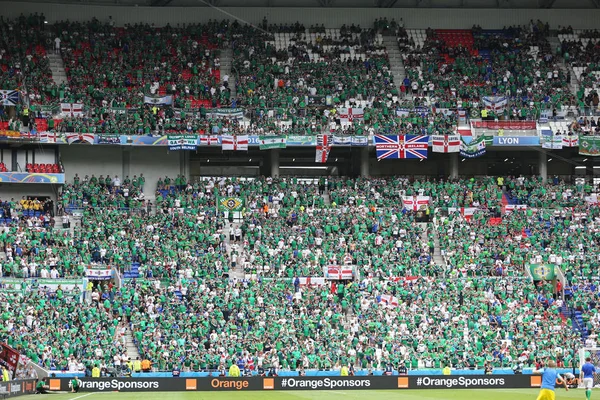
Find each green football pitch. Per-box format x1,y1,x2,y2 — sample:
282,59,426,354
18,388,585,400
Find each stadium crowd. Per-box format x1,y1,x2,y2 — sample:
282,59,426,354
0,175,598,374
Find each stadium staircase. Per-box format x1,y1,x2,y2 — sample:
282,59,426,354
548,35,579,97
382,36,406,93
124,327,141,362
220,47,236,101
48,53,68,86
225,223,245,279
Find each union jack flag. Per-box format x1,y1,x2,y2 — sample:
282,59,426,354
374,135,428,160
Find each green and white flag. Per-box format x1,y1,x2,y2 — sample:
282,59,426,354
579,135,600,156
168,135,197,151
259,135,287,150
529,264,556,281
218,197,244,212
460,136,486,158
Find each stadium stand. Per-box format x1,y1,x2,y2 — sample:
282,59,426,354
1,10,600,384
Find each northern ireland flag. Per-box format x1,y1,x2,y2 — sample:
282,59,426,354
222,135,248,151
402,195,430,211
66,133,94,144
432,134,460,153
379,294,399,307
374,135,428,160
61,103,84,116
562,135,579,147
315,134,331,163
503,204,527,214
338,107,364,124
200,135,220,146
40,131,57,143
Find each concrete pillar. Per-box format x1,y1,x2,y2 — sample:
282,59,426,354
539,152,548,182
449,152,459,179
122,147,131,181
270,149,280,178
180,151,189,179
360,147,369,177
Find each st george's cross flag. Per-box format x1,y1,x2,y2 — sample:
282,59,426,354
338,107,364,124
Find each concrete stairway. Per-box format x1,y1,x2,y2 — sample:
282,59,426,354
548,35,579,97
382,35,406,91
47,53,68,86
123,327,141,362
220,47,236,102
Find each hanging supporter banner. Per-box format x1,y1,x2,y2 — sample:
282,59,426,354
402,195,430,211
199,135,220,146
460,136,486,158
396,106,430,116
168,135,197,151
579,135,600,156
529,264,556,280
86,266,113,280
482,96,508,112
222,135,248,151
562,135,579,147
259,135,287,150
0,343,20,375
374,135,428,160
205,108,244,119
60,103,84,116
218,197,244,212
286,135,317,146
66,133,94,144
432,135,460,153
143,95,173,105
351,136,368,146
0,130,21,139
541,130,563,149
315,134,331,163
324,265,354,280
471,120,536,130
333,136,352,145
39,131,58,143
97,134,120,145
0,90,19,106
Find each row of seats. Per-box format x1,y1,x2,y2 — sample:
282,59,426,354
26,163,62,173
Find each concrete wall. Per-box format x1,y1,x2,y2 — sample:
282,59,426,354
60,145,123,184
0,184,58,201
129,147,182,195
3,2,600,29
60,146,182,196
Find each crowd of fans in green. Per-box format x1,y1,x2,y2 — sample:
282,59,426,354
0,175,599,372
